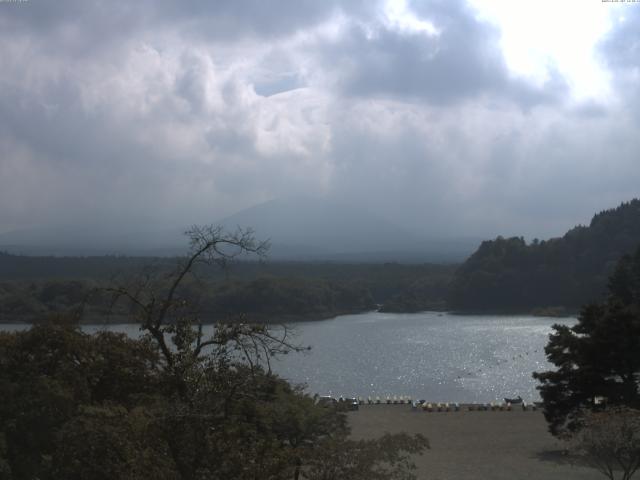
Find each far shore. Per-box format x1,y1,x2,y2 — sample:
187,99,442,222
0,308,375,325
0,307,580,325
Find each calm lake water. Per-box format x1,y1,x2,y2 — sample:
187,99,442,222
2,312,574,403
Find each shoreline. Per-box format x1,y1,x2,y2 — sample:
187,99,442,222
0,309,374,325
0,307,578,325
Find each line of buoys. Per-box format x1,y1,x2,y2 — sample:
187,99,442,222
410,401,539,412
363,395,414,405
336,395,541,412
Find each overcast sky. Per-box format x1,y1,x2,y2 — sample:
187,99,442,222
1,0,639,239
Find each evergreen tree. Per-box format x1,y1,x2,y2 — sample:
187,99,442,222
533,246,640,436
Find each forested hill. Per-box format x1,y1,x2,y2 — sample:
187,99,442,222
0,255,455,322
449,199,640,313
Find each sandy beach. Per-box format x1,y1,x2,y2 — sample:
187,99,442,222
348,404,603,480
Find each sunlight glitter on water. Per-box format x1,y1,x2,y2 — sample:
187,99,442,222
271,311,575,402
1,312,575,402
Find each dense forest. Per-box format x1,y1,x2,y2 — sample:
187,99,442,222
4,199,640,320
0,255,455,323
449,199,640,312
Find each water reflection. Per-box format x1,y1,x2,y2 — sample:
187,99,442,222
1,312,574,402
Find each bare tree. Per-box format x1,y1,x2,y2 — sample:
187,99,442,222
106,225,303,378
572,407,640,480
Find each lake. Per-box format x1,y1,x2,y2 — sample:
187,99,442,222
1,311,573,403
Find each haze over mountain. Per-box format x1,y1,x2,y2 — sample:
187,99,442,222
1,2,639,244
0,197,479,262
0,223,186,257
219,197,480,261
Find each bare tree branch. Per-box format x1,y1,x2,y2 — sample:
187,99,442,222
103,225,301,386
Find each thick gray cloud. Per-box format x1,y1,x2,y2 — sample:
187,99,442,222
0,0,374,47
323,0,566,106
598,7,640,123
0,0,638,242
599,6,640,70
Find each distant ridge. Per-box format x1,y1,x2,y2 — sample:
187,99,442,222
0,224,186,257
218,196,479,262
0,196,480,262
449,199,640,312
219,196,422,252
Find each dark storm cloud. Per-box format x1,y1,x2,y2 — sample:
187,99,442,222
0,0,374,45
151,0,369,41
0,77,104,168
321,0,566,106
0,76,178,226
0,1,147,58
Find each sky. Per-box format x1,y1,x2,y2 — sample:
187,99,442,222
0,0,639,240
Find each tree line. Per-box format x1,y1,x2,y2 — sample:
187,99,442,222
449,199,640,313
4,199,640,319
0,255,455,322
